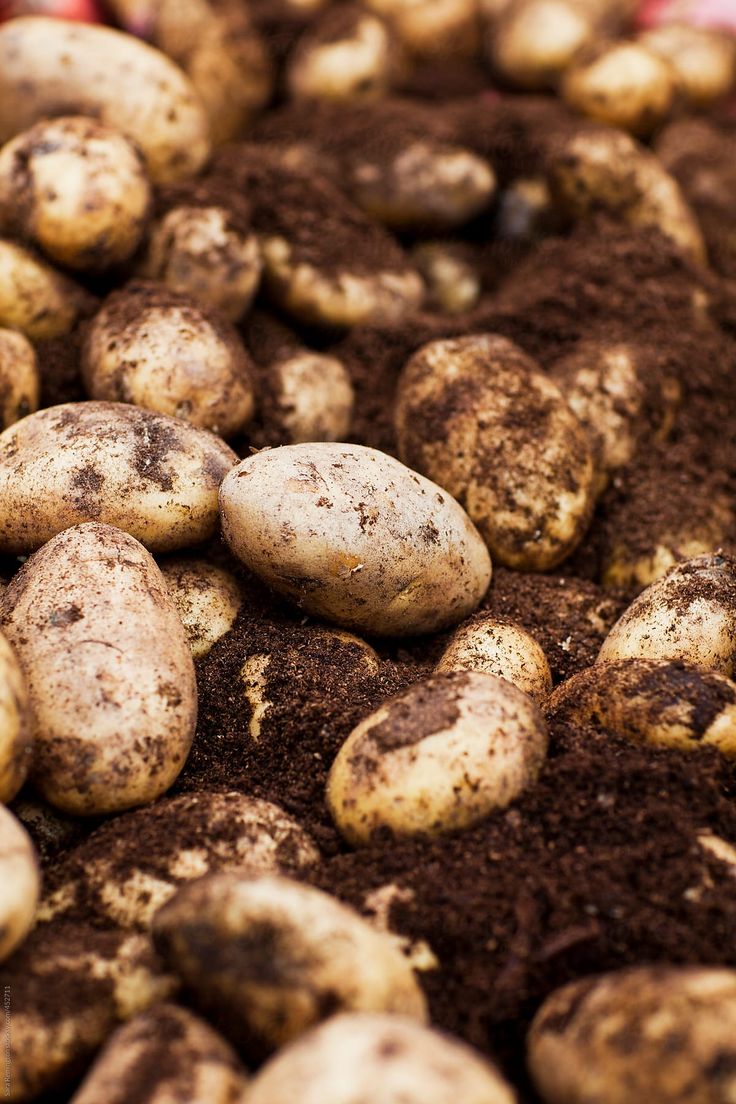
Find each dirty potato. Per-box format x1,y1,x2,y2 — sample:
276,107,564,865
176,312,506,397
0,401,237,554
219,442,491,636
0,523,197,815
0,239,91,342
561,41,677,137
0,328,38,429
160,559,242,658
412,242,481,314
265,351,355,444
287,5,399,103
640,23,736,108
0,804,39,963
395,334,595,572
0,630,32,804
0,117,151,271
153,873,428,1057
528,966,736,1104
436,615,552,702
364,0,481,58
488,0,598,89
328,670,548,843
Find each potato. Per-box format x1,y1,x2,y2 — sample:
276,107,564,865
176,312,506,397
219,442,491,636
488,0,598,89
364,0,481,58
548,127,707,265
545,658,736,758
561,41,677,137
264,350,354,444
598,554,736,675
640,23,736,108
0,804,39,963
246,1012,516,1104
412,242,481,314
81,283,255,437
160,559,242,658
528,966,736,1104
495,176,557,241
328,670,547,843
436,615,552,702
0,328,39,429
0,523,197,815
0,629,32,804
395,334,595,571
153,873,428,1057
0,238,91,342
288,6,399,103
0,117,151,271
71,1003,248,1104
139,204,262,321
0,401,237,554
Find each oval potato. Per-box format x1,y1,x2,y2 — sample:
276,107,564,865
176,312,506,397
0,328,39,429
0,804,39,963
488,0,597,89
640,23,736,108
436,615,552,702
562,41,677,137
287,7,398,103
412,241,481,314
0,629,32,804
365,0,480,58
266,351,355,444
0,238,91,342
160,559,242,658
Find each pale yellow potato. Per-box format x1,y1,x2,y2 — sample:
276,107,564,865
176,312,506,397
0,328,38,429
328,670,548,843
0,239,90,342
546,658,736,758
0,401,237,555
548,127,707,265
395,334,595,571
528,966,736,1104
0,523,197,815
640,23,736,108
82,285,255,437
0,17,210,184
412,242,481,314
598,554,736,675
139,204,262,321
288,8,398,103
219,442,491,636
0,630,32,804
436,616,552,702
488,0,597,89
0,804,39,963
268,351,354,443
364,0,480,58
562,41,677,137
153,873,428,1057
160,559,242,659
246,1013,517,1104
0,117,151,271
39,791,319,930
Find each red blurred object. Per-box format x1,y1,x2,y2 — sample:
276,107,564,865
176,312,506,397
637,0,736,32
0,0,103,20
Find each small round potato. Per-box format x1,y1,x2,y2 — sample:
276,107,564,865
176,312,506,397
0,523,197,815
0,629,32,804
287,6,398,103
0,117,151,271
545,658,736,759
561,41,677,137
0,804,39,963
395,334,595,572
412,242,481,314
71,1003,249,1104
364,0,481,58
488,0,597,89
82,284,255,438
0,238,91,342
328,670,548,843
153,873,428,1057
160,559,242,658
528,966,736,1104
246,1012,517,1104
219,442,491,637
0,401,237,555
0,328,39,429
436,615,552,703
266,351,355,443
640,23,736,108
598,554,736,675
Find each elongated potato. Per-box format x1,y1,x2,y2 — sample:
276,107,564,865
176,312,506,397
160,559,242,658
0,523,197,815
436,615,552,702
0,804,39,963
0,630,32,804
0,17,210,183
562,41,677,137
0,401,237,554
0,239,91,341
0,328,39,429
640,23,736,108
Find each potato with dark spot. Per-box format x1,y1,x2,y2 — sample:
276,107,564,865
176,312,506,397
487,0,608,89
0,804,39,963
528,966,736,1104
265,350,355,444
0,630,32,804
436,615,552,702
0,523,197,815
153,873,428,1057
328,670,548,843
0,239,91,342
412,242,481,314
561,41,677,137
0,328,38,429
640,23,736,108
287,5,400,103
160,560,242,658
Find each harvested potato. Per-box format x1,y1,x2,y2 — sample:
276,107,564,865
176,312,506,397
0,401,237,554
71,1003,248,1104
246,1012,516,1104
160,559,242,658
0,238,91,341
0,17,210,184
219,442,491,636
265,351,354,444
0,117,151,271
548,127,707,265
562,41,677,137
0,629,32,804
0,328,38,429
395,334,595,571
39,791,319,930
545,658,736,758
0,804,39,963
488,0,599,89
0,523,197,815
412,242,481,314
153,873,428,1057
598,554,736,675
528,966,736,1104
328,670,548,843
495,176,558,241
364,0,481,58
640,23,736,108
82,283,255,437
288,5,399,103
436,615,552,702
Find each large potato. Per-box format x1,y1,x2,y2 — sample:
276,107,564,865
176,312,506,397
0,523,197,815
0,328,39,429
0,804,39,963
395,334,595,571
0,629,32,804
219,442,491,636
0,17,210,183
0,401,237,554
0,239,91,342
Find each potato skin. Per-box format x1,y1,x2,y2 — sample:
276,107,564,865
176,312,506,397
561,41,677,137
436,615,552,702
267,351,355,444
0,239,91,342
488,0,597,89
395,334,595,571
0,401,237,554
219,442,491,637
0,522,198,815
0,804,39,963
0,328,39,429
287,7,398,104
640,23,736,108
0,630,32,804
160,559,242,658
0,17,210,184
